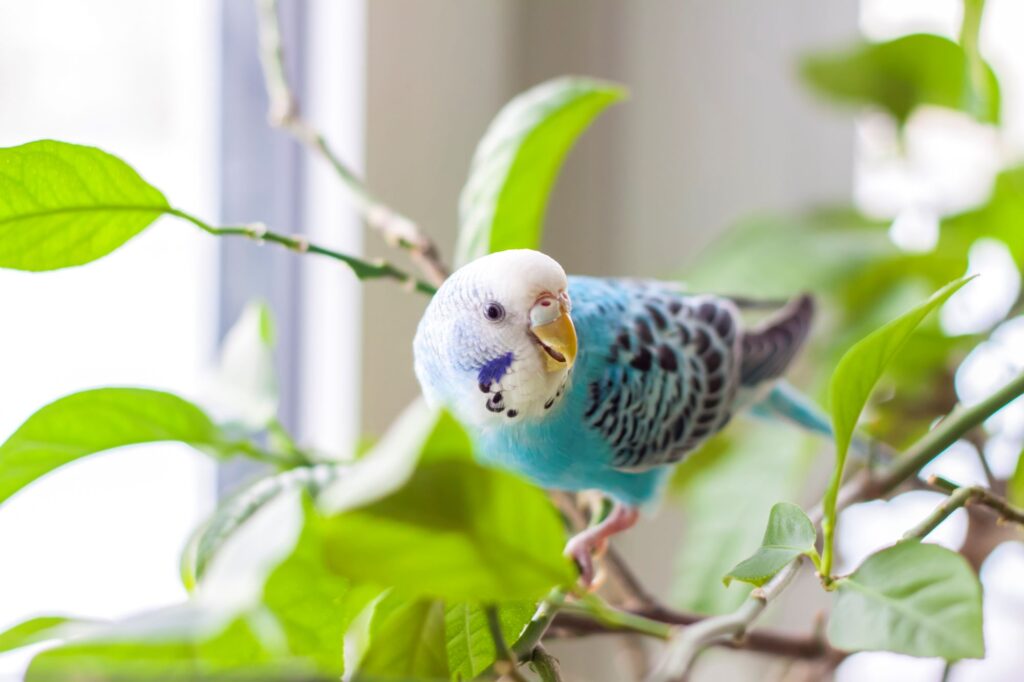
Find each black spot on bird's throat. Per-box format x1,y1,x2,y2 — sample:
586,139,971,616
507,409,518,418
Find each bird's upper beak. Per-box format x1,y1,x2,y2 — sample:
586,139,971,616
530,293,577,372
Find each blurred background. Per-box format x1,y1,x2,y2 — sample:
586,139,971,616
1,1,1022,680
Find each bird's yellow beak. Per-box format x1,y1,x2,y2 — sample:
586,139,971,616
530,295,577,372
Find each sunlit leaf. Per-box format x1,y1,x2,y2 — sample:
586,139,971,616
444,602,535,680
0,388,240,507
723,503,817,587
354,594,448,681
828,541,984,660
317,404,575,601
801,34,1000,126
0,140,170,270
455,77,625,265
821,277,972,575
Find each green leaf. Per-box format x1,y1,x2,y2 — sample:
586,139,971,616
317,404,575,601
25,606,312,681
1009,449,1024,508
355,594,448,681
0,388,239,507
828,541,984,660
723,502,817,587
0,616,96,654
260,498,382,677
801,34,1000,126
455,77,625,265
204,301,279,431
672,421,815,614
821,277,972,576
183,464,346,591
0,140,170,270
444,602,535,680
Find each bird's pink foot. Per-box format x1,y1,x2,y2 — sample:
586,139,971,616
564,503,639,588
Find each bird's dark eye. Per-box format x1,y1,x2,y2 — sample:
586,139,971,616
483,302,505,322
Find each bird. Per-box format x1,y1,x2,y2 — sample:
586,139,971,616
413,249,815,584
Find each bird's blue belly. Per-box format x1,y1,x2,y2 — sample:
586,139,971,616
472,414,670,507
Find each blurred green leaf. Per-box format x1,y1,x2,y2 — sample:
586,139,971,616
821,277,972,576
828,541,984,660
26,606,313,682
0,140,169,270
317,404,575,601
672,421,814,614
941,165,1024,270
261,499,382,677
723,503,817,587
205,301,279,431
182,464,346,590
0,616,96,654
444,602,535,680
684,209,895,299
455,77,625,265
1010,449,1024,507
355,594,448,681
0,388,241,508
801,34,1000,126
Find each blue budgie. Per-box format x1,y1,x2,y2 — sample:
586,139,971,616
414,250,816,583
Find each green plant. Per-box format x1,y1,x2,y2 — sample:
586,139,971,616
2,1,1023,680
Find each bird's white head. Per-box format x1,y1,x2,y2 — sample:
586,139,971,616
413,249,577,427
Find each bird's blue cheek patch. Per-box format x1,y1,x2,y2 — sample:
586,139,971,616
477,352,514,392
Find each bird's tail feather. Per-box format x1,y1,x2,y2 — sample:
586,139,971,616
738,294,814,387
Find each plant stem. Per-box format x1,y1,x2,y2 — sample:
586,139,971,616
903,486,977,540
511,588,567,661
486,605,528,682
530,645,564,682
166,207,436,295
253,0,449,287
563,597,672,640
926,476,1024,529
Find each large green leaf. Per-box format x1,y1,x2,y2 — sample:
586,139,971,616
723,502,818,587
0,388,239,507
0,140,170,270
828,541,984,660
455,77,625,265
821,277,972,575
801,34,1000,126
444,602,535,681
317,405,575,601
354,594,448,681
25,606,313,682
672,421,814,614
204,301,279,431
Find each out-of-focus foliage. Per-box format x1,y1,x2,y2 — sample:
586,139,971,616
800,34,1000,126
455,77,625,265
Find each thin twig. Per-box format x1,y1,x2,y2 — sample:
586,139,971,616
530,645,564,682
253,0,449,287
926,476,1024,529
646,368,1024,681
167,208,436,295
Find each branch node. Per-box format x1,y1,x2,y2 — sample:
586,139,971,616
291,236,309,253
246,222,268,243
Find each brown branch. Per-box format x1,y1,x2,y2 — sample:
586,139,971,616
253,0,449,287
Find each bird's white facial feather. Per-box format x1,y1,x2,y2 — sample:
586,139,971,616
413,250,572,428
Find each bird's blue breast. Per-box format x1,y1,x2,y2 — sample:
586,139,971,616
472,276,671,506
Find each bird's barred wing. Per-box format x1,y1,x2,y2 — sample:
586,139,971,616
572,280,743,470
